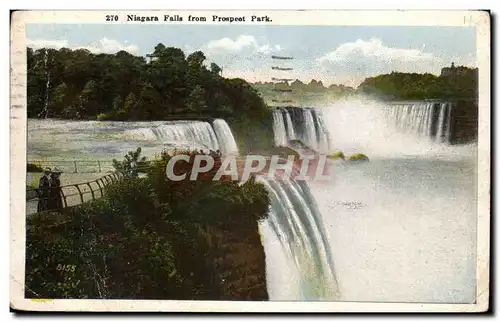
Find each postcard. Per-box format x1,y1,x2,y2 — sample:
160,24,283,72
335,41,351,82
10,10,490,312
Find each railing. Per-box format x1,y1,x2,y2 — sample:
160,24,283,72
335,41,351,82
26,172,123,215
27,160,115,173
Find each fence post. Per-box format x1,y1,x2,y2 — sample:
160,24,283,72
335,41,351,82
74,161,78,173
60,188,68,208
75,185,84,204
86,182,95,200
98,161,101,173
96,179,104,197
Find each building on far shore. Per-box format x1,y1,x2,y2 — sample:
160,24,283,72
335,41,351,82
440,62,478,77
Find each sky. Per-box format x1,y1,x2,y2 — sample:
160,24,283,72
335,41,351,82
26,24,477,87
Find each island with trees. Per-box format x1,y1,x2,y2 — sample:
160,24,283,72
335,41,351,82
28,44,274,152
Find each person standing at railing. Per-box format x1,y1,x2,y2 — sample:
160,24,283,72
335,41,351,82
37,167,51,212
48,167,63,212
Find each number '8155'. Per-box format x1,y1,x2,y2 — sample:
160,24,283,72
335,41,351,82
56,264,76,272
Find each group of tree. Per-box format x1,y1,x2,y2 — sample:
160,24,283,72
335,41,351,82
27,44,269,124
357,69,478,101
251,79,355,104
251,67,478,104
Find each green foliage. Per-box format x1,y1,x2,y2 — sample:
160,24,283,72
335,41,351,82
185,85,207,112
252,67,477,104
346,153,369,162
146,149,270,226
112,95,123,111
96,113,112,121
112,147,148,178
50,82,70,116
27,44,269,127
25,184,187,299
210,62,222,75
123,92,136,112
327,151,345,160
251,80,355,105
27,162,44,172
357,70,478,100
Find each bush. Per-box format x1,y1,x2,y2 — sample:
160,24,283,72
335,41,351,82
25,180,186,299
27,162,44,172
146,149,270,225
26,148,270,300
112,147,148,178
346,153,369,162
327,151,345,160
96,113,111,121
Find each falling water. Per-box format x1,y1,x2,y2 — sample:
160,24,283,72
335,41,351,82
123,119,238,154
272,110,288,147
272,108,330,152
435,103,447,143
384,102,453,144
285,111,296,140
212,119,239,155
311,109,331,152
316,99,477,302
446,102,453,142
303,109,318,150
258,176,339,300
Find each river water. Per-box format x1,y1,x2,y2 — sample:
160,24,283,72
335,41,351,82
27,119,238,171
27,99,478,303
308,100,477,303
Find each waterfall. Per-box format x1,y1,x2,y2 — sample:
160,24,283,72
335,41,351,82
212,119,239,155
272,107,331,152
272,110,288,147
425,103,434,137
435,103,447,143
303,109,318,150
285,111,296,140
446,102,453,142
311,109,331,152
385,101,453,144
123,119,238,154
258,176,339,300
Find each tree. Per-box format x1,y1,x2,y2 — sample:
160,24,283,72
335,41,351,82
137,85,163,119
210,63,222,76
112,95,123,111
78,80,99,116
185,85,207,113
26,44,273,131
187,51,206,69
123,93,136,113
112,147,147,178
50,82,69,115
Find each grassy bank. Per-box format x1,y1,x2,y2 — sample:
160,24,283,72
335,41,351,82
25,150,270,300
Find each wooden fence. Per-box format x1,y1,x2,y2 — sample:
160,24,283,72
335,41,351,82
26,172,123,215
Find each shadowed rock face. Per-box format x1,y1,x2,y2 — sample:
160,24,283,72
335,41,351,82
211,224,268,300
451,100,478,144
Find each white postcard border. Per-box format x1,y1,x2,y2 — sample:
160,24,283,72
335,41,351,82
9,10,491,312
